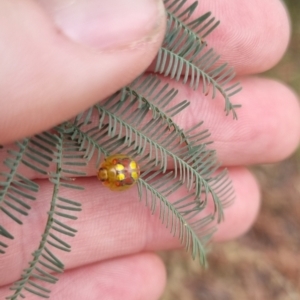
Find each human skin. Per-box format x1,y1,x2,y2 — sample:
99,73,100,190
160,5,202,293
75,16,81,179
0,0,299,299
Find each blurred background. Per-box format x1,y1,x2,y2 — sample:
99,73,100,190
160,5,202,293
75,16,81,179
160,1,300,299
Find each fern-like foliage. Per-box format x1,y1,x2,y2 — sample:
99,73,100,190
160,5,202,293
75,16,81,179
0,1,241,298
64,75,234,265
6,132,84,299
165,0,220,41
0,134,54,254
158,0,242,118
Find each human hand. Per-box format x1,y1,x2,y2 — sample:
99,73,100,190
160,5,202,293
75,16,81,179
0,0,299,299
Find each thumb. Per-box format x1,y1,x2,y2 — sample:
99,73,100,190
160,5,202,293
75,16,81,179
0,0,165,145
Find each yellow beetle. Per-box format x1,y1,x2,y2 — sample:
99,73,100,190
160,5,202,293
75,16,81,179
97,154,140,191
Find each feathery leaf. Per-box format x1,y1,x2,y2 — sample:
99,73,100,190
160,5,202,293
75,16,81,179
7,132,83,299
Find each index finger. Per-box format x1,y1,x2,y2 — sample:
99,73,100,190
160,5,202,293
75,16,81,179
163,0,290,75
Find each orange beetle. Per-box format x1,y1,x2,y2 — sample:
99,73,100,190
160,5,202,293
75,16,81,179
97,154,140,191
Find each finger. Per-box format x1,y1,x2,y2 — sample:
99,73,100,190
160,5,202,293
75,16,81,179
0,167,259,285
192,76,300,166
0,0,166,145
118,75,298,167
0,253,166,300
188,0,290,74
1,75,299,180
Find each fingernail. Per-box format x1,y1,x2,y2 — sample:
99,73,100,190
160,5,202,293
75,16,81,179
39,0,165,50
